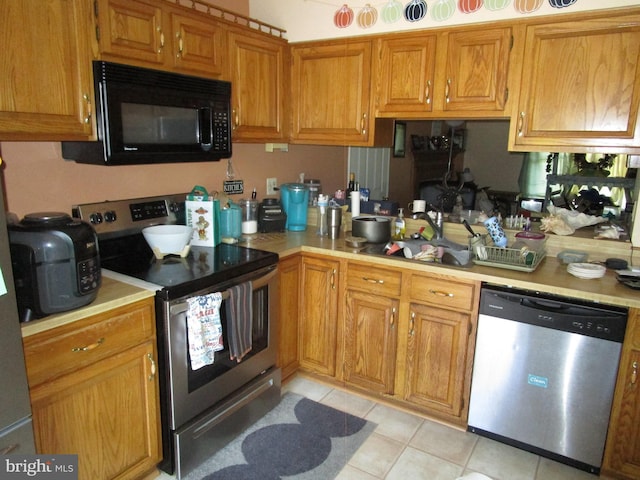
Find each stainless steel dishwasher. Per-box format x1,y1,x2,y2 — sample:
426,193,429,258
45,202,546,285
468,285,627,475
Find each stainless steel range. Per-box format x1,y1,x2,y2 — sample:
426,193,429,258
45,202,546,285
73,194,281,479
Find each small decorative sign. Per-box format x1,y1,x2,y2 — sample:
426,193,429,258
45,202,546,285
316,0,581,30
334,4,354,28
404,0,428,22
223,180,244,195
381,0,403,23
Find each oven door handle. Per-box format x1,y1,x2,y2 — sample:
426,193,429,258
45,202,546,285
169,267,277,316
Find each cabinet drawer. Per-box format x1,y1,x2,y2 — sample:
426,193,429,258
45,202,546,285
347,262,402,297
23,298,155,387
409,274,476,312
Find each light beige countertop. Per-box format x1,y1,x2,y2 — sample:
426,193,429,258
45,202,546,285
20,218,638,338
240,221,640,310
21,277,155,337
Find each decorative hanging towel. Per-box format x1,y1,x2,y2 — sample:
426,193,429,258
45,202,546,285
186,292,224,370
226,282,253,363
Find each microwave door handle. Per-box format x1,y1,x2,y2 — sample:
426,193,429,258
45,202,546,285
199,107,212,151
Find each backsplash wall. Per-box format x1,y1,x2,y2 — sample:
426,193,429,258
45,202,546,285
0,141,348,218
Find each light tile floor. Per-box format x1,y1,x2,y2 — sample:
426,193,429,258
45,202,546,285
156,374,612,480
284,375,611,480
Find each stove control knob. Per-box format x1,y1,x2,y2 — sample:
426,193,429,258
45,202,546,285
89,212,103,224
104,210,117,223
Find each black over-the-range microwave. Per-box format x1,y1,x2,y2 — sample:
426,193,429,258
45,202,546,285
62,61,232,165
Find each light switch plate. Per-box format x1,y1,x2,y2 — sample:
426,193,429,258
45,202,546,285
266,178,278,195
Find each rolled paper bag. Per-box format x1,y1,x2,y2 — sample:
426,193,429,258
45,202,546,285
484,216,508,248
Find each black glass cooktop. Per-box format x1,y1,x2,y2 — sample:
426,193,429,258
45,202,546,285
99,233,278,300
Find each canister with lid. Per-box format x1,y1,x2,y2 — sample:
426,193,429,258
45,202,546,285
220,202,242,243
239,199,258,234
304,179,322,206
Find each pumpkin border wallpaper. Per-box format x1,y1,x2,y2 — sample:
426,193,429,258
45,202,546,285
329,0,580,29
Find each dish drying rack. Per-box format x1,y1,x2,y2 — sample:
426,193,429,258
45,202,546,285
472,245,546,272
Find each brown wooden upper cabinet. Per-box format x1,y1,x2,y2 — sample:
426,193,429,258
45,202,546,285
227,27,289,142
96,0,225,78
0,0,95,140
374,26,513,118
509,10,640,153
290,39,377,146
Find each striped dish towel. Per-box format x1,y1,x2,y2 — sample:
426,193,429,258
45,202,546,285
226,281,253,362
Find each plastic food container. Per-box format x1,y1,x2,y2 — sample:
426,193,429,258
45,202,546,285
514,231,546,252
557,250,589,264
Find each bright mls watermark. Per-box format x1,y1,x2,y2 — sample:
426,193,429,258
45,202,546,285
0,455,77,479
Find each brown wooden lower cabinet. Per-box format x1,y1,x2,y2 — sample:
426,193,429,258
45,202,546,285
344,290,399,394
23,298,161,480
401,302,471,419
603,307,640,480
298,254,342,377
277,255,301,380
337,259,478,425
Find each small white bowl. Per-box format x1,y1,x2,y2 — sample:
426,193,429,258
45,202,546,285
142,225,193,259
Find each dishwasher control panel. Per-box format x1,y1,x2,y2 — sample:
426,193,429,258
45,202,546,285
480,285,628,343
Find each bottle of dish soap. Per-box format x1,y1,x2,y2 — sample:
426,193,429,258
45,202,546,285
394,208,406,240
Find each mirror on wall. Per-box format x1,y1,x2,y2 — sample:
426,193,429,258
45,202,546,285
387,120,636,222
388,120,525,214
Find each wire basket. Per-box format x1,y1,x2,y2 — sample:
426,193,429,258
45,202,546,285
472,245,546,272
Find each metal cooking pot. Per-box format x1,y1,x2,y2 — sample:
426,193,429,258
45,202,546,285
351,216,391,243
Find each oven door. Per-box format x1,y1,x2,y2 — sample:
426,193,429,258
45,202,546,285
159,265,278,430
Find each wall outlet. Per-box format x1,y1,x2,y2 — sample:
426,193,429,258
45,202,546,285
266,177,278,196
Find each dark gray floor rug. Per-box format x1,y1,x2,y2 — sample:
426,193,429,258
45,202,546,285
183,392,376,480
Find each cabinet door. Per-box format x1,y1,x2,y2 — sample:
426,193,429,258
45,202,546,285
277,255,300,380
0,0,94,140
603,310,640,479
441,27,512,113
344,290,399,394
403,303,470,419
30,342,161,480
375,35,437,115
298,255,340,376
291,40,372,145
170,10,225,77
96,0,165,66
228,28,288,141
511,13,640,152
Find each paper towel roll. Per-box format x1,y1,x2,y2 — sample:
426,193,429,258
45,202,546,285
350,191,360,216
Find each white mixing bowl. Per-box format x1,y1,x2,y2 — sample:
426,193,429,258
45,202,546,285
142,225,193,258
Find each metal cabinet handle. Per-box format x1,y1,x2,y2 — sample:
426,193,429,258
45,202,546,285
425,80,431,105
148,353,157,381
445,78,451,104
157,27,165,53
176,33,183,58
72,337,104,352
517,112,525,137
632,361,638,385
409,312,415,337
429,289,453,298
233,108,239,130
83,93,92,125
361,113,368,135
362,277,384,284
330,269,336,290
390,307,396,329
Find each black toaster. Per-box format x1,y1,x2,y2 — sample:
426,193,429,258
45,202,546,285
258,198,286,233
